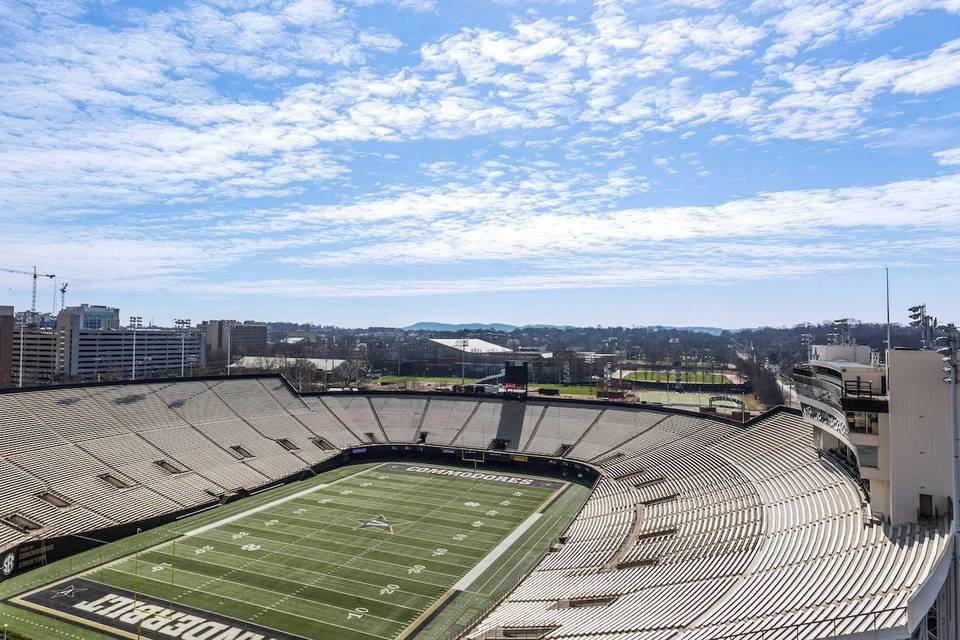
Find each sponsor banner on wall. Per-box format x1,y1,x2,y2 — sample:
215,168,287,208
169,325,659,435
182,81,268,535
381,463,563,489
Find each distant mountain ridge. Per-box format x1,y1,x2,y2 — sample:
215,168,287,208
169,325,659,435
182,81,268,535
648,325,725,335
404,322,723,334
404,322,519,332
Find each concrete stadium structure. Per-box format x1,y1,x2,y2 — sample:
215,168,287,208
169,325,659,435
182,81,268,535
0,375,953,640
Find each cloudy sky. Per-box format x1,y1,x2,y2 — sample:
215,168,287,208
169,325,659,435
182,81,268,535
1,0,959,328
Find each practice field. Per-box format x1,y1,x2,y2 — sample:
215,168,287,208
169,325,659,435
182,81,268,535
5,463,572,640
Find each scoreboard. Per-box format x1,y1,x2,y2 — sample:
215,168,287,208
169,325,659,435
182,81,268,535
504,360,529,391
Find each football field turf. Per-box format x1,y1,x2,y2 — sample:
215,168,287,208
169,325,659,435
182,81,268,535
6,462,572,640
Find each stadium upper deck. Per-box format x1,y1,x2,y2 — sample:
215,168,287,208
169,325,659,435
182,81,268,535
0,375,952,640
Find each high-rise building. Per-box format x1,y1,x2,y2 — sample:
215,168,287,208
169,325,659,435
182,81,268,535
0,306,13,387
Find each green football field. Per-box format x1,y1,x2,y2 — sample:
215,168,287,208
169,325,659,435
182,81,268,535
3,462,584,640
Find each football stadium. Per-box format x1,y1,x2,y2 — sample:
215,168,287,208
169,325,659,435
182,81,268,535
0,374,953,640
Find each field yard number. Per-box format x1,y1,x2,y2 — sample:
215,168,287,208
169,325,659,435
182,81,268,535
347,607,368,620
452,534,466,542
318,498,331,504
264,519,279,527
464,501,479,507
194,545,214,555
432,548,447,557
408,564,425,574
151,563,171,573
232,531,249,540
512,491,523,497
485,510,498,516
293,508,306,515
471,521,484,528
380,584,399,596
360,482,372,487
341,489,353,495
242,543,261,551
499,500,511,506
377,475,389,480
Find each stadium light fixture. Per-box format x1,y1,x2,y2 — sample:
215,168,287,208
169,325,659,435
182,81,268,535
129,316,143,381
908,304,940,349
175,318,191,377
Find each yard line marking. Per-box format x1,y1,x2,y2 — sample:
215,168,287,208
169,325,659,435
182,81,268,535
182,465,384,537
241,511,494,555
131,546,440,602
476,512,561,596
452,512,543,591
155,540,452,591
101,563,424,613
203,520,483,566
92,568,397,639
190,529,464,580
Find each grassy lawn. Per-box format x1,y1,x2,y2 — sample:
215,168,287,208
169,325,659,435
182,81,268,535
529,383,596,396
417,481,591,639
376,375,480,385
1,463,578,640
624,370,729,384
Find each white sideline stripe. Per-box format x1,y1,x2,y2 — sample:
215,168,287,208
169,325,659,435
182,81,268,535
452,512,542,591
183,468,373,538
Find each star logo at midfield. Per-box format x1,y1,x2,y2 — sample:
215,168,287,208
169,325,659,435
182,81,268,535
357,514,406,534
51,584,86,599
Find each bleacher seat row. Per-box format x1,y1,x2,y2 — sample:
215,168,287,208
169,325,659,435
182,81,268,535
0,376,950,640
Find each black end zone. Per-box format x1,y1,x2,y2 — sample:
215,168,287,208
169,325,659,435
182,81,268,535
9,577,308,640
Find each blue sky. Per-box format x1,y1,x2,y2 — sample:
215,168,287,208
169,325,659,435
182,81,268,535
1,0,959,328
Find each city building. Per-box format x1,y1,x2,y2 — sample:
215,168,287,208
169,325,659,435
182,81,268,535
48,305,206,382
393,337,515,378
229,355,356,383
57,303,121,330
199,320,268,362
58,325,205,382
793,341,953,526
0,306,13,387
11,326,58,386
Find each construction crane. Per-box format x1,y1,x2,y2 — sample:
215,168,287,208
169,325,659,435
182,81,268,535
60,282,69,312
0,266,56,323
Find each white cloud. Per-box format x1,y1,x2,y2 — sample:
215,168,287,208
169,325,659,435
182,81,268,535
2,0,960,312
759,0,960,60
934,147,960,165
352,0,437,11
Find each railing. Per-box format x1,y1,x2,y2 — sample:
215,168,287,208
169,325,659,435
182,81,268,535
824,448,870,502
795,380,842,412
708,605,908,640
801,402,849,439
843,379,881,398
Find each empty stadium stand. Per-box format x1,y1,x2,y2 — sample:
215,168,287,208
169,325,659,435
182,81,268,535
0,375,952,640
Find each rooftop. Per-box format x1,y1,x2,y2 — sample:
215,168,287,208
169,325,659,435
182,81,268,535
430,338,512,353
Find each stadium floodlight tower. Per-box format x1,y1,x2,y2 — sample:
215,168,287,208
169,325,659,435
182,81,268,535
459,338,469,387
175,318,191,377
829,318,852,346
129,316,143,380
909,304,938,349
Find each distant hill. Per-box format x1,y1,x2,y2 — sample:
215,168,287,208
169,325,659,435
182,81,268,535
648,325,725,335
404,322,519,332
404,322,724,334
